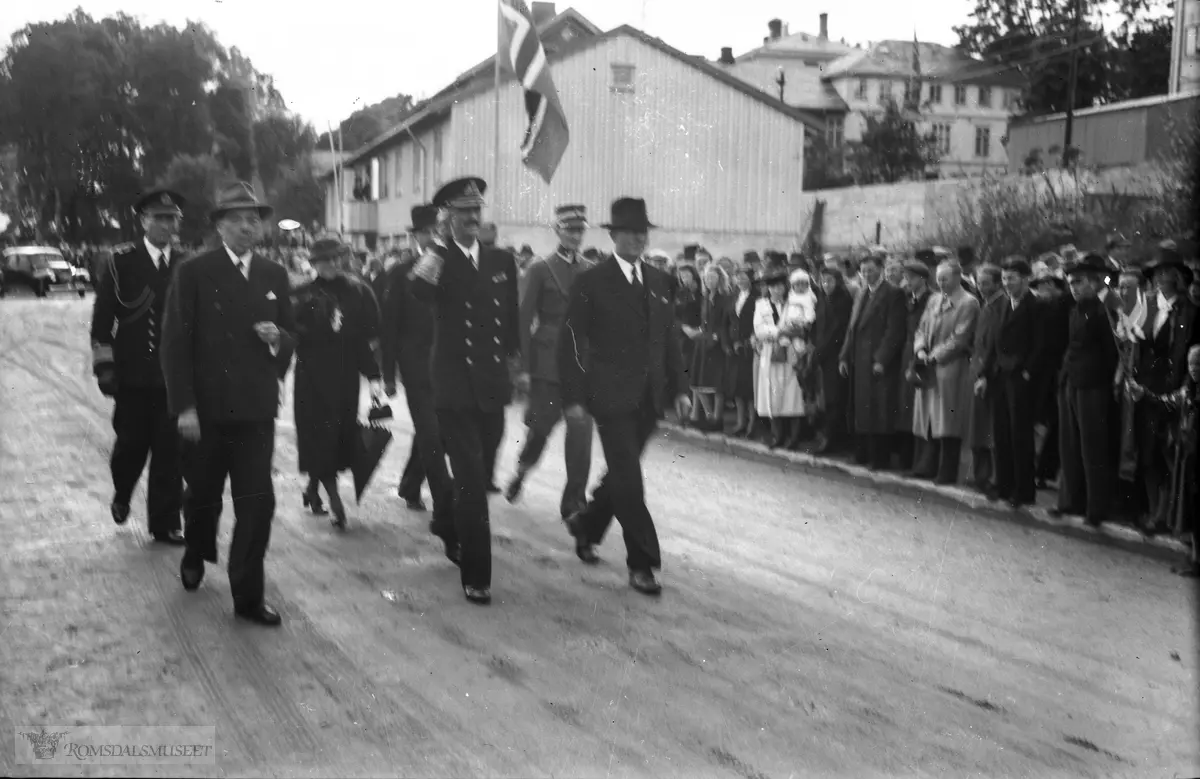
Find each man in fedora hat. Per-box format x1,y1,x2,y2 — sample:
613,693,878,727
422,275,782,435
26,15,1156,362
1131,240,1198,532
381,204,454,526
505,204,595,518
1052,253,1120,527
161,180,297,626
558,197,690,596
90,187,188,544
409,176,520,605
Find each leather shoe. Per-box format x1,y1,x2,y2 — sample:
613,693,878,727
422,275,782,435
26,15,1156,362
504,472,526,504
463,586,491,604
575,541,600,564
235,602,282,626
180,558,204,591
629,569,662,596
563,512,599,564
153,529,186,546
399,491,427,511
444,541,462,567
111,500,130,525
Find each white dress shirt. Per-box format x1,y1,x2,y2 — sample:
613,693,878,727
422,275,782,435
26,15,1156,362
224,245,253,279
735,289,750,315
613,254,643,285
144,237,171,270
455,239,480,269
1154,292,1176,336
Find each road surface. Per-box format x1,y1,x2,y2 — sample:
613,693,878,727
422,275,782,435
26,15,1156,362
1,297,1197,778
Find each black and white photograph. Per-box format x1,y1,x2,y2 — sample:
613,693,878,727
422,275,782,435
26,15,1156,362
1,0,1198,775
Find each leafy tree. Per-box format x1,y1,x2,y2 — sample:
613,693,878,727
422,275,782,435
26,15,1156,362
846,101,938,185
268,158,324,229
1111,15,1174,99
317,93,416,152
156,153,230,247
254,113,316,194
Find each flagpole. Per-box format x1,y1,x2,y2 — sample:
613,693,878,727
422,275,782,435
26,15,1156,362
494,1,502,223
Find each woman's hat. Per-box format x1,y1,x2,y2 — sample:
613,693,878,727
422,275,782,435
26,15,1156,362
309,238,346,265
759,268,789,285
600,197,656,231
210,181,274,222
408,204,439,232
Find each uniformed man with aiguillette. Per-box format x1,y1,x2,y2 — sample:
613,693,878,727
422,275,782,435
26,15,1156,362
410,177,520,606
90,188,187,544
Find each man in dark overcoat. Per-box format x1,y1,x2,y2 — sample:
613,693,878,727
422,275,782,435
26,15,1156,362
896,259,932,472
90,188,187,544
1134,245,1198,532
977,257,1046,509
505,204,595,518
837,252,907,470
1052,254,1120,526
382,204,454,522
162,181,297,626
558,198,690,596
409,177,520,606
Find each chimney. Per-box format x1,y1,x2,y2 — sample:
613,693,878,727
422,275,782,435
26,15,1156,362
768,18,783,40
531,2,556,27
719,47,735,65
819,13,829,41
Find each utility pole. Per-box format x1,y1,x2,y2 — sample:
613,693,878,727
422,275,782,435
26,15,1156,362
1062,0,1084,167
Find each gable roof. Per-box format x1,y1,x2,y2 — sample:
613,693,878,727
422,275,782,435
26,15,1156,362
338,19,826,169
721,60,848,112
738,30,856,62
824,40,1024,87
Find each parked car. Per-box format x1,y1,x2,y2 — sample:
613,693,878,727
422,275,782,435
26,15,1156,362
1,246,87,298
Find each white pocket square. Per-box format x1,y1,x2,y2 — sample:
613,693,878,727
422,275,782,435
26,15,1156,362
265,291,277,301
492,272,507,283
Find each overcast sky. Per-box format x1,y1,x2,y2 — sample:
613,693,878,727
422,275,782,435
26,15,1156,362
2,0,978,128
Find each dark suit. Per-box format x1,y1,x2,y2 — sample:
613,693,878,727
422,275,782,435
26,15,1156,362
89,240,183,536
515,251,593,518
161,247,296,609
1134,295,1198,525
811,283,853,445
558,256,686,572
838,281,907,468
410,241,520,591
380,257,453,521
1057,296,1119,522
981,293,1045,504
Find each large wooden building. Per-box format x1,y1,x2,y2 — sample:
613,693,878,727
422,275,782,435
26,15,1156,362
324,6,823,259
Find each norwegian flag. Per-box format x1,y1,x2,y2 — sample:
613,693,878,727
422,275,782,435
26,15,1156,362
497,0,570,183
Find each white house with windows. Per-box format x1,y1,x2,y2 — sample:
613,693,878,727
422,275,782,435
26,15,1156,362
324,5,825,257
718,20,1021,179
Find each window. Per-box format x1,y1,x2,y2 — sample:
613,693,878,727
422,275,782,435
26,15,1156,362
610,63,635,93
377,155,388,200
978,86,992,108
954,85,967,106
411,141,422,194
394,147,404,196
928,83,942,105
825,116,844,147
932,123,951,156
878,78,897,105
856,78,868,100
974,125,991,158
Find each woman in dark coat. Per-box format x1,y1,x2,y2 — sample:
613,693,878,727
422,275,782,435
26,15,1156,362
811,265,854,453
293,238,384,528
688,264,732,430
673,264,703,392
726,266,759,436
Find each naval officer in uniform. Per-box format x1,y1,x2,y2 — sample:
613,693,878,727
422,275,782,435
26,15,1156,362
90,188,187,544
410,177,520,605
505,204,595,519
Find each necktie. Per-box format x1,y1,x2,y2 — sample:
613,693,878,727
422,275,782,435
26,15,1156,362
158,252,170,280
237,258,248,280
630,264,643,297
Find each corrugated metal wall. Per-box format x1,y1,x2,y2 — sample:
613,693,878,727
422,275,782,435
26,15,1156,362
448,34,808,236
1006,106,1149,169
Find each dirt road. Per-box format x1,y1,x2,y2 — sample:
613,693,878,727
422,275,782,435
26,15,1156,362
1,297,1197,778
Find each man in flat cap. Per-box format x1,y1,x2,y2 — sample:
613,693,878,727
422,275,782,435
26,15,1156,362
90,187,188,544
505,204,595,519
381,204,454,525
410,176,520,605
162,181,296,626
559,197,691,596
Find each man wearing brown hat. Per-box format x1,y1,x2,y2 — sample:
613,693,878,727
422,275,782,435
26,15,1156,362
90,187,187,544
162,181,296,626
410,176,521,605
558,197,691,596
381,204,454,525
505,204,595,518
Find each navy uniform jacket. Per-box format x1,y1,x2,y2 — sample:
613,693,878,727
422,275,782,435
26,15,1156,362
381,257,435,392
160,248,297,422
90,241,181,388
410,242,520,411
558,257,686,418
